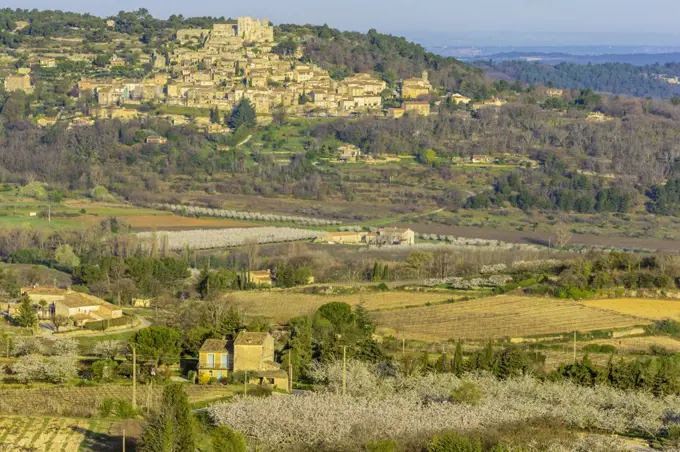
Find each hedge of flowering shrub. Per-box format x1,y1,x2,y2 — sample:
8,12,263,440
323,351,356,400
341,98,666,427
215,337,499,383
137,227,321,250
210,361,679,451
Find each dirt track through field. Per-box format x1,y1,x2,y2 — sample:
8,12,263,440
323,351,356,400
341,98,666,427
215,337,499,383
397,222,680,251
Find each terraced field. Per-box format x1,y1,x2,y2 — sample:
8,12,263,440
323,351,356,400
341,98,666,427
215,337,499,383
0,416,139,451
228,290,460,323
581,298,680,320
0,384,233,417
372,295,649,342
581,335,680,353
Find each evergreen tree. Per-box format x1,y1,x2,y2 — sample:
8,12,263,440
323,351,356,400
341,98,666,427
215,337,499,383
418,350,431,374
16,294,37,328
228,99,256,129
435,352,451,373
452,341,464,375
281,315,313,380
216,308,241,340
382,264,390,281
212,425,247,452
479,341,495,372
139,384,195,452
372,262,383,281
210,106,221,124
495,346,528,379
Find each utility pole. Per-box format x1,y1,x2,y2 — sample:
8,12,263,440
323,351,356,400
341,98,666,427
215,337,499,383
573,331,577,363
131,345,136,409
244,371,248,396
122,429,126,452
146,379,152,415
287,352,293,393
402,338,405,358
342,345,347,396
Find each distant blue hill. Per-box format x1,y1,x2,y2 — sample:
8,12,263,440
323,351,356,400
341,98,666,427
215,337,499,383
481,52,680,66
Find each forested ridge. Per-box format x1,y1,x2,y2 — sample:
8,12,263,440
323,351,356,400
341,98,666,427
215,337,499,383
277,24,488,96
477,60,680,99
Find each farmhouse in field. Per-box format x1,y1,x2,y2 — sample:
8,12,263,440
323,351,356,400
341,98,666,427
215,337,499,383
337,144,361,162
145,135,168,144
376,227,416,245
324,227,415,245
197,332,288,389
471,154,493,164
247,269,274,286
21,286,123,326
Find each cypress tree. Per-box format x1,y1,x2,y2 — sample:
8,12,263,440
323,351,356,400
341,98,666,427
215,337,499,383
372,262,383,281
452,340,464,376
139,384,195,452
382,264,390,281
16,294,37,328
435,352,451,373
481,341,495,372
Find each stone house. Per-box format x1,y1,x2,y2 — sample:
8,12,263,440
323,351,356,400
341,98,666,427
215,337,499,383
39,57,57,68
450,93,472,104
376,227,415,245
325,231,366,244
403,101,431,116
471,154,493,164
198,332,287,388
4,74,32,93
387,107,406,118
546,88,564,97
247,270,274,286
22,286,123,326
402,71,432,99
338,144,361,162
109,57,126,68
146,135,168,144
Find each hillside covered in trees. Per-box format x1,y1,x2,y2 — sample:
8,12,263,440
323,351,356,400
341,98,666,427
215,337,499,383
277,24,488,97
477,60,680,99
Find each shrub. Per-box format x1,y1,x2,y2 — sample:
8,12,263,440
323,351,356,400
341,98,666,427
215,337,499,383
51,338,79,356
365,439,398,452
199,373,212,385
92,359,119,382
19,182,47,200
376,283,389,292
450,381,485,406
429,431,482,452
99,397,115,417
13,337,43,356
212,425,247,452
90,185,113,201
115,399,137,419
582,344,617,354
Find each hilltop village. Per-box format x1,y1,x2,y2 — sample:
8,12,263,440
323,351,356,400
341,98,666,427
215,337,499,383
0,17,483,128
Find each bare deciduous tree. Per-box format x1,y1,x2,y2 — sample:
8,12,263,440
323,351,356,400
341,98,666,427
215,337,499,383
554,226,572,249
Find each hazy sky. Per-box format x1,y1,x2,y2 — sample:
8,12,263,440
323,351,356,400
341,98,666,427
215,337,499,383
7,0,680,44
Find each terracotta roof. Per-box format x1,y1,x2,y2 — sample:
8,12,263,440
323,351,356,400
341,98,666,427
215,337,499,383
234,332,269,346
200,339,228,352
22,286,66,295
51,293,121,314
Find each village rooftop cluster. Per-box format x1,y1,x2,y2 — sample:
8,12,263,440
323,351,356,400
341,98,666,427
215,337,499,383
2,17,492,131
